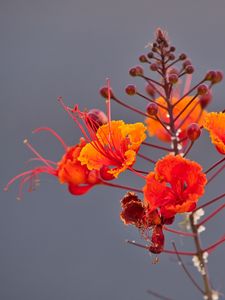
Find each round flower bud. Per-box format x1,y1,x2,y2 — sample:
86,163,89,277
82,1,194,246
179,53,187,60
197,84,209,96
100,166,115,181
199,92,212,109
168,73,178,84
185,65,194,74
186,123,201,141
87,109,108,130
150,63,158,71
161,216,175,225
183,59,192,68
204,70,216,81
139,55,148,63
145,84,155,97
168,53,175,60
147,52,154,59
129,66,144,77
125,84,137,96
99,86,114,99
170,46,176,52
146,102,158,115
212,70,224,84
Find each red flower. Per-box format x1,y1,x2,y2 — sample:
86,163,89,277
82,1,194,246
203,112,225,154
143,155,207,218
4,130,102,198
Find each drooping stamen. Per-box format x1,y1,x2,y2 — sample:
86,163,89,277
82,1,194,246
32,127,68,151
26,158,57,166
23,139,54,168
172,242,204,294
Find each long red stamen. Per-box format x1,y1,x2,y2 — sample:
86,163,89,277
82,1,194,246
126,240,196,256
196,193,225,210
142,141,171,151
204,235,225,253
32,127,68,151
205,157,225,174
164,226,196,237
137,152,156,164
23,139,54,168
102,181,143,194
197,203,225,227
206,163,225,185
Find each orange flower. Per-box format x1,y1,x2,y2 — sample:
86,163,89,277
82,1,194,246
78,120,146,178
143,154,207,218
4,130,102,198
57,138,101,195
203,112,225,154
146,96,206,143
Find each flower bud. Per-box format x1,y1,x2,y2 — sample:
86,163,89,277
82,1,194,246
168,53,175,60
150,63,158,71
147,52,154,59
197,84,209,96
199,92,212,109
183,59,192,68
161,216,175,225
87,170,100,185
146,103,158,115
179,53,187,60
204,70,216,82
87,109,108,130
145,84,155,98
185,65,194,74
99,86,114,99
100,166,115,181
170,46,176,52
168,73,178,84
211,70,223,84
149,225,165,254
129,66,144,77
139,55,148,63
186,123,201,141
125,84,137,96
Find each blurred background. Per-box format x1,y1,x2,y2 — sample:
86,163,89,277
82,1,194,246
1,0,225,299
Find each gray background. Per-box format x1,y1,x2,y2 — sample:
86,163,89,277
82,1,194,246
1,0,225,299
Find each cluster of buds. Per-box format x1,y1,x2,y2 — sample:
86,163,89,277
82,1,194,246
5,28,225,300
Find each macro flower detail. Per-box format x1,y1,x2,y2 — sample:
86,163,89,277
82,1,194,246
143,154,207,218
203,112,225,154
57,138,101,195
146,95,206,143
4,131,103,198
78,120,146,178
